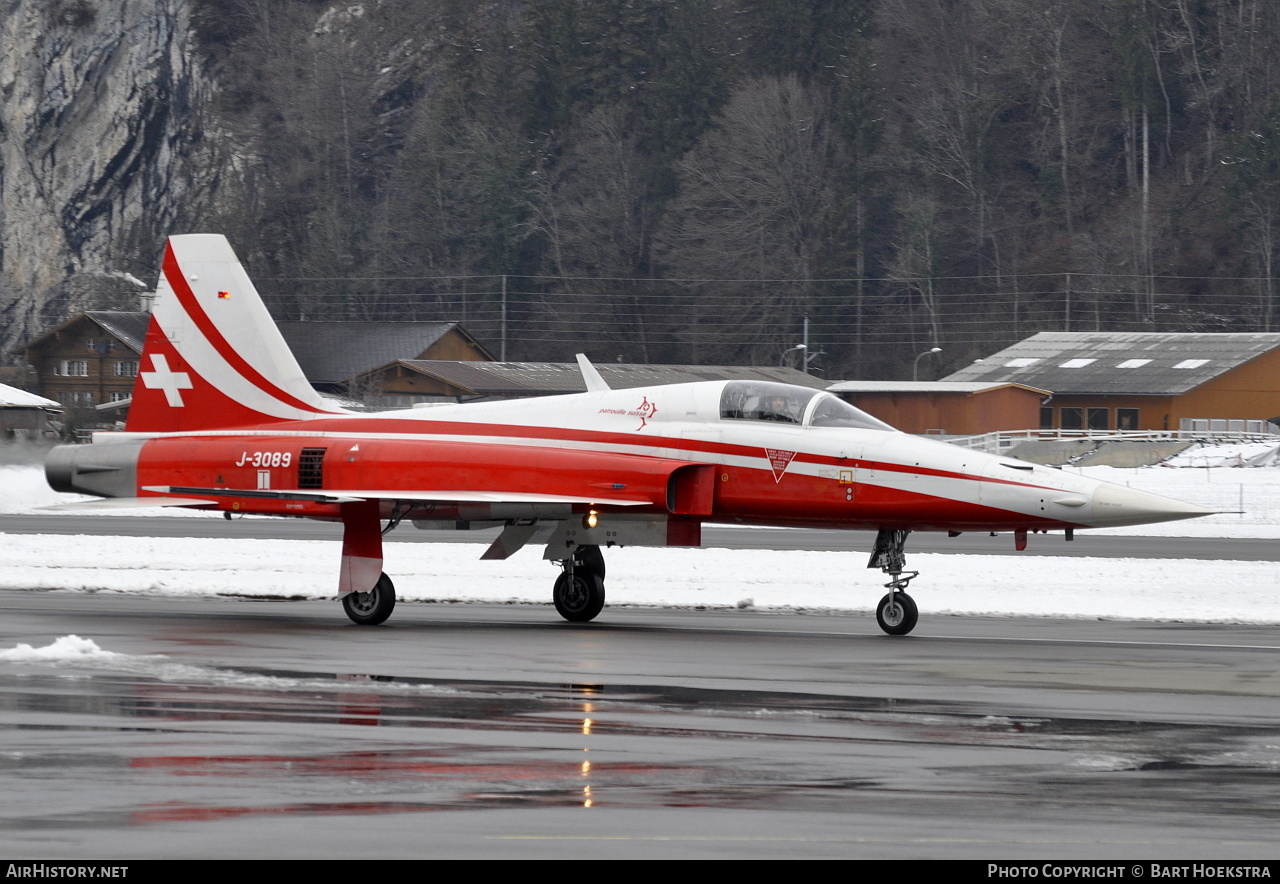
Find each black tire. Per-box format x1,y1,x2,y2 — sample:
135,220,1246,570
553,570,606,622
576,544,606,581
876,591,918,636
343,572,396,626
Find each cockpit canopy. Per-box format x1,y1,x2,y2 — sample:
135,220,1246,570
718,382,894,431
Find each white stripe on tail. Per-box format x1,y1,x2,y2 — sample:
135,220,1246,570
127,235,347,432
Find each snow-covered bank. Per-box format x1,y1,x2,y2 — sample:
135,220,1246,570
1067,463,1280,537
3,533,1278,624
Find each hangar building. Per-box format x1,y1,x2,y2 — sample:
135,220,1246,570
942,332,1280,433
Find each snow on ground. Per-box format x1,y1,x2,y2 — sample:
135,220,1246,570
0,634,119,662
2,532,1278,624
4,462,1280,623
1162,440,1280,468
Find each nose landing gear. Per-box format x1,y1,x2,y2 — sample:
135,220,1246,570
869,529,919,636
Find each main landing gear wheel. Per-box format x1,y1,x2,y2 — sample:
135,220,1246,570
577,544,606,581
876,592,918,636
554,571,606,623
343,572,396,626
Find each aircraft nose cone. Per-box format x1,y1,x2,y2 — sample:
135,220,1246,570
1089,482,1215,527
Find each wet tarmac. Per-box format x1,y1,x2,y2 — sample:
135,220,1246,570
2,593,1278,859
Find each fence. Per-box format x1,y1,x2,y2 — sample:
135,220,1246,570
943,428,1280,455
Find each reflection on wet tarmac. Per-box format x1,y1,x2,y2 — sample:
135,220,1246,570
4,660,1280,833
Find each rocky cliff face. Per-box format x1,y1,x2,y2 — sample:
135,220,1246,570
0,0,216,355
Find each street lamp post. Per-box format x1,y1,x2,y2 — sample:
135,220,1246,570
913,346,942,381
780,344,806,368
781,318,826,374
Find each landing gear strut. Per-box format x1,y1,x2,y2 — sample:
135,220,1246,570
868,529,919,636
553,545,606,622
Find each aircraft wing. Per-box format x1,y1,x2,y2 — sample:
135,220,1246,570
139,485,656,507
40,496,222,511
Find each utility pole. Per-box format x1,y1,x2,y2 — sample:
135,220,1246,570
1064,272,1071,332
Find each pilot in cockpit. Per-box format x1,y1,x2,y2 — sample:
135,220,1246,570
762,392,800,423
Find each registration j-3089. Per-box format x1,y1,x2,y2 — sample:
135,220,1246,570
235,451,293,468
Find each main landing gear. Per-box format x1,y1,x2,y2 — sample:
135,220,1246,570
343,572,397,626
553,544,606,622
869,529,919,636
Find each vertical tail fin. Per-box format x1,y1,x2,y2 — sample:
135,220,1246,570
575,353,611,392
126,235,345,432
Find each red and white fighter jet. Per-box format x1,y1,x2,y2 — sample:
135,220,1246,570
46,235,1212,634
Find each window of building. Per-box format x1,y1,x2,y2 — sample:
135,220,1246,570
1060,358,1096,368
1173,359,1209,369
1060,407,1083,430
113,360,138,377
1087,408,1109,430
1040,406,1054,429
1117,408,1139,430
1117,359,1151,368
58,360,89,377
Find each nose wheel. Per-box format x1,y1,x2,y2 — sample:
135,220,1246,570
868,528,920,636
876,591,918,636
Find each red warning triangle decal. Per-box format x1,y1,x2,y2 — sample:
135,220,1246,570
765,448,797,483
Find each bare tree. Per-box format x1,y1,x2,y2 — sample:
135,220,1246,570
888,192,944,348
656,75,840,363
526,105,660,360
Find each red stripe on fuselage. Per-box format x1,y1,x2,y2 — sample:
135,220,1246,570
140,411,1066,501
283,416,1065,494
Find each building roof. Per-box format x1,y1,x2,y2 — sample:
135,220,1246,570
16,311,150,355
276,321,491,385
0,383,59,409
84,312,150,353
828,380,1051,396
371,360,832,397
942,332,1280,395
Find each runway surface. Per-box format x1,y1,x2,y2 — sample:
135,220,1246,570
2,591,1277,859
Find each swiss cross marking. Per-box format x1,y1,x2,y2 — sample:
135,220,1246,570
140,353,193,407
765,448,797,483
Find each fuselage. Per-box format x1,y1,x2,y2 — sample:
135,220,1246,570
50,379,1210,534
